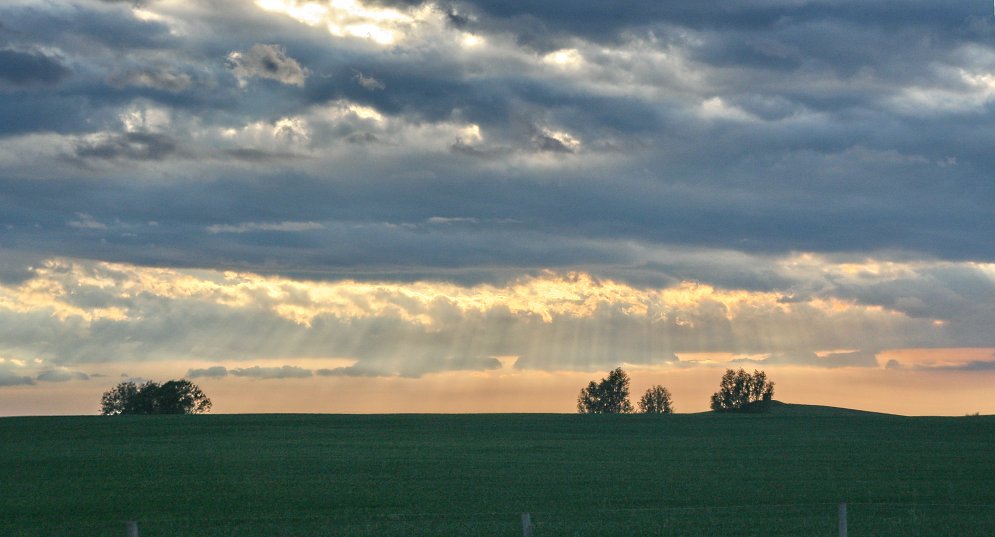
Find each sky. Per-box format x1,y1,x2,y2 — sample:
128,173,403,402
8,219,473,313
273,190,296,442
1,0,994,416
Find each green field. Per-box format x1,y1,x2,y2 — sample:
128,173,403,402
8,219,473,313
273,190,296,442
3,404,994,536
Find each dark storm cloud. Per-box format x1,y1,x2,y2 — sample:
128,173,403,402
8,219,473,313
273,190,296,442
0,0,992,296
0,93,103,137
0,159,989,287
2,2,174,51
0,49,71,87
452,0,979,47
0,4,193,137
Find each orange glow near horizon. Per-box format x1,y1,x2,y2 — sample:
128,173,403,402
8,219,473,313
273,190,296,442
3,355,994,417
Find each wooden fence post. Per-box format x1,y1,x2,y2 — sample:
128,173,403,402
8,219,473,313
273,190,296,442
838,503,847,537
521,512,534,537
125,521,139,537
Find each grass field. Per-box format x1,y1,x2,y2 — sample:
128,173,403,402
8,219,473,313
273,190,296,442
3,403,994,536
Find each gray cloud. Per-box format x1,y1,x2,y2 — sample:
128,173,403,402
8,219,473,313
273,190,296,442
0,253,43,285
73,132,178,161
227,44,308,87
107,67,192,92
229,365,314,379
733,350,880,369
449,139,510,159
186,366,229,378
221,148,306,162
354,71,385,91
886,357,995,372
0,371,35,387
947,360,995,372
532,134,573,154
36,369,91,382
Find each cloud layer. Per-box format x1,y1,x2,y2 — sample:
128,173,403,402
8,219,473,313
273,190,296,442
0,0,991,280
0,257,992,380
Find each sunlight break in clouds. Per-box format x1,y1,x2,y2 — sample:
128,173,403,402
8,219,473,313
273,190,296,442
0,257,958,357
255,0,429,45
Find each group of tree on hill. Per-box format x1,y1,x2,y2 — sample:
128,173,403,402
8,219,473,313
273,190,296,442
709,368,774,412
577,367,674,414
100,379,212,415
576,367,774,414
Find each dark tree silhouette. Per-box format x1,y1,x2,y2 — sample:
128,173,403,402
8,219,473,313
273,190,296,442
709,369,774,412
577,367,633,414
638,385,674,414
100,379,212,415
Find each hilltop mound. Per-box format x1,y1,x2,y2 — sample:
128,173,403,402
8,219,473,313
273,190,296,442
763,400,892,416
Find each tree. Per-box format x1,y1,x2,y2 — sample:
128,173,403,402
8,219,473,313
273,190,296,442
709,368,774,412
638,385,674,414
577,367,633,414
100,379,212,415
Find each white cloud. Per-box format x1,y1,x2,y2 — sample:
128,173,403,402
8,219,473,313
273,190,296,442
698,96,755,122
68,213,107,230
206,221,324,234
353,71,384,91
543,48,584,69
119,102,172,133
227,44,308,87
255,0,433,46
426,216,479,225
